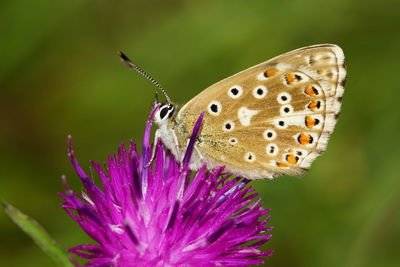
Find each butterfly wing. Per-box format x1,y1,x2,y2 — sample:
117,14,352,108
175,44,346,179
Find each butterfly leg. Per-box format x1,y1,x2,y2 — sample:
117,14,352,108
144,129,161,168
189,144,206,170
194,144,205,161
171,129,183,163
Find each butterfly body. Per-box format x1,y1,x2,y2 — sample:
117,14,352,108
153,44,346,180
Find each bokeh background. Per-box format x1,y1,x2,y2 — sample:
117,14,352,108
1,0,400,266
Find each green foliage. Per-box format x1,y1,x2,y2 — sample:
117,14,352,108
1,0,399,266
3,203,73,267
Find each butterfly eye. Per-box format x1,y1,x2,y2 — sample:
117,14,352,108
159,106,169,120
158,104,174,120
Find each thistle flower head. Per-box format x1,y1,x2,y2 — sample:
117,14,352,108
60,106,272,266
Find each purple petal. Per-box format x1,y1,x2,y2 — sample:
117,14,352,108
61,107,272,266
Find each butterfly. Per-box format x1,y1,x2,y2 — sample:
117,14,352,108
117,44,346,180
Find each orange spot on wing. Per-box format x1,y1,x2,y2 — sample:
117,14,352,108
305,116,315,128
264,68,277,77
305,86,318,96
298,133,313,145
277,162,288,168
286,154,298,164
308,101,319,111
285,73,295,84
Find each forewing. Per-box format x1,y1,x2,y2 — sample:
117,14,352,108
176,44,346,179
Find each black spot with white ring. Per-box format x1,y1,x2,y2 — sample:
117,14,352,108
252,85,268,99
208,101,222,116
223,121,235,132
275,119,288,129
266,143,279,156
280,104,294,115
229,138,238,144
277,92,292,104
244,152,256,162
228,85,243,99
263,129,277,141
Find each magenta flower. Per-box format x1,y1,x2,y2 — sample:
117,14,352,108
60,106,272,266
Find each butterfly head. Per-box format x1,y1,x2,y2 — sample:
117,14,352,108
154,102,176,125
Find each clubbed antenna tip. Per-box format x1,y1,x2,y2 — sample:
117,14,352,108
116,50,129,61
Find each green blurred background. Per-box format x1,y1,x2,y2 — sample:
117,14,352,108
1,0,399,266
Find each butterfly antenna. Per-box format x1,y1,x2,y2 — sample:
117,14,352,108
154,92,159,105
116,50,171,104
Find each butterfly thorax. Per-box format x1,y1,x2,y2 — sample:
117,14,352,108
154,103,204,170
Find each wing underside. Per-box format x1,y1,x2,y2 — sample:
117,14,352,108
175,44,346,179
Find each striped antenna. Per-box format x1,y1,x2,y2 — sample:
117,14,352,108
116,51,171,104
